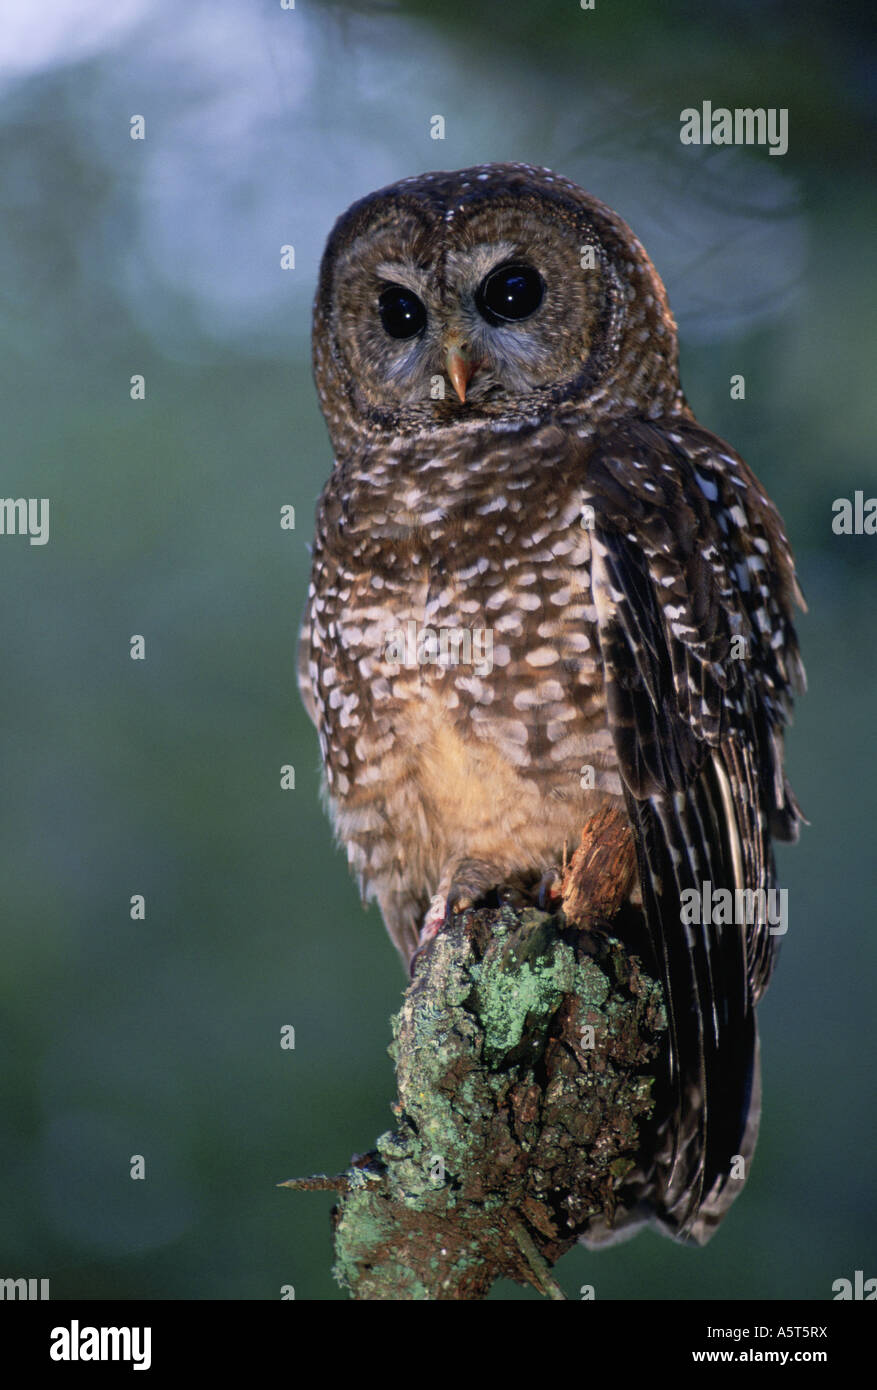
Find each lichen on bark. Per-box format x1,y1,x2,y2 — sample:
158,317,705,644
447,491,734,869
330,900,666,1299
284,805,668,1299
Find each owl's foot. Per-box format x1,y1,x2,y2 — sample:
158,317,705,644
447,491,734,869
410,894,450,977
445,857,506,915
411,858,509,975
419,892,451,947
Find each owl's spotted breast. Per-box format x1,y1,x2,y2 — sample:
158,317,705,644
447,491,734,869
301,421,624,956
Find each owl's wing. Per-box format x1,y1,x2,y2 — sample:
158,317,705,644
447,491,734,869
583,415,804,1243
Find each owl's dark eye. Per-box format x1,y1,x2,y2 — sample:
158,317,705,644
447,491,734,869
476,263,544,325
378,285,427,340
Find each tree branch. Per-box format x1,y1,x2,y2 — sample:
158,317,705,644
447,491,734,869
284,806,667,1300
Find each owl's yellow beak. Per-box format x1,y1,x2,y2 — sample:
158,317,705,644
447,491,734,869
444,340,478,404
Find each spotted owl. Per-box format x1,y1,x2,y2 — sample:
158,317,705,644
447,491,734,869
298,163,805,1248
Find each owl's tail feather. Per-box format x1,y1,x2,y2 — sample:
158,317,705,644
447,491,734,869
607,762,759,1244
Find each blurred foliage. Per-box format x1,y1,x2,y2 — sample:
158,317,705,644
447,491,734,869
0,0,874,1300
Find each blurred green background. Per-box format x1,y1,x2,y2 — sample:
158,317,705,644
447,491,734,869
1,0,874,1300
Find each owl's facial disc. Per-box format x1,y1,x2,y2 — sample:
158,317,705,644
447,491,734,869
318,182,640,431
314,165,685,447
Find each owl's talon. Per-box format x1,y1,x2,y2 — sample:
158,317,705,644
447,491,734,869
444,885,475,917
536,869,562,910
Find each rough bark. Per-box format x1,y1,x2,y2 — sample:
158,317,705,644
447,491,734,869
283,805,667,1300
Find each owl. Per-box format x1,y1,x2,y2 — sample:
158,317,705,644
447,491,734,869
298,163,804,1248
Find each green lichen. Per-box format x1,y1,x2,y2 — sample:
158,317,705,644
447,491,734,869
326,903,666,1299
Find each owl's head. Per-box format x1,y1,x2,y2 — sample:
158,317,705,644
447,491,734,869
313,163,684,449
